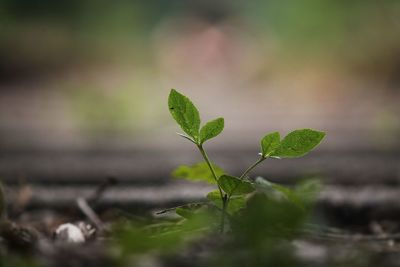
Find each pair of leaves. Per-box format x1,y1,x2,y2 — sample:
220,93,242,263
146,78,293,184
168,89,224,145
261,129,326,158
172,162,224,185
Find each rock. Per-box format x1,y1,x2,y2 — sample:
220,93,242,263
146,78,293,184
55,223,85,244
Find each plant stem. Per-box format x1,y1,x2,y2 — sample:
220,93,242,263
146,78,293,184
239,156,265,179
197,144,226,233
197,145,224,198
220,194,228,233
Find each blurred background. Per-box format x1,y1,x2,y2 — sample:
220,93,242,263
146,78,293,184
0,0,400,197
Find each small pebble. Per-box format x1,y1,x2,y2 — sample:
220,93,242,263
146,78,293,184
55,223,85,243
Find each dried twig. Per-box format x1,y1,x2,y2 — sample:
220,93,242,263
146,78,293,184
76,197,104,231
87,176,117,205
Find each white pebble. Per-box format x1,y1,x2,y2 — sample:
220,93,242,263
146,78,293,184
55,223,85,243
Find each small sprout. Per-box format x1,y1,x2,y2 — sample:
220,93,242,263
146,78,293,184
168,89,326,233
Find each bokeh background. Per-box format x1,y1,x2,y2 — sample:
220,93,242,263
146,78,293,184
1,0,400,187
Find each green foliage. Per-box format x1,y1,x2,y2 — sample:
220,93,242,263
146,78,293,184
207,190,246,215
174,203,214,220
254,177,320,211
172,162,225,184
200,118,224,144
175,207,199,219
104,88,327,265
292,179,322,208
168,89,201,142
260,132,281,157
271,129,326,158
232,193,307,241
219,175,255,197
113,213,211,257
167,89,326,235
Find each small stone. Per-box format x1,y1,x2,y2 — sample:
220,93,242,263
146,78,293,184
55,223,85,243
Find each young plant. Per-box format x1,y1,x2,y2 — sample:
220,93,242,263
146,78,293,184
168,89,326,233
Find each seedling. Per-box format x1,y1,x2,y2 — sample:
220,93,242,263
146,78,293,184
168,89,326,233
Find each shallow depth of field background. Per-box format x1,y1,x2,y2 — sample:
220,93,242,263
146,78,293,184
1,1,400,183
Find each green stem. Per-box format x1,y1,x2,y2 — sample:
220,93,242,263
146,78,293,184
197,144,226,233
220,194,228,233
197,145,224,198
239,156,265,179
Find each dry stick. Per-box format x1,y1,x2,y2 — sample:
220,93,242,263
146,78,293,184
76,197,104,231
87,176,118,204
76,176,118,231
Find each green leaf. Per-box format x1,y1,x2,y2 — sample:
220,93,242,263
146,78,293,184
219,175,255,196
254,177,321,210
206,190,221,203
270,183,303,208
260,132,280,157
175,207,198,219
172,162,224,184
199,118,224,144
207,190,246,215
254,177,303,208
294,179,322,207
115,212,211,254
168,89,201,141
175,203,213,219
271,129,326,158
